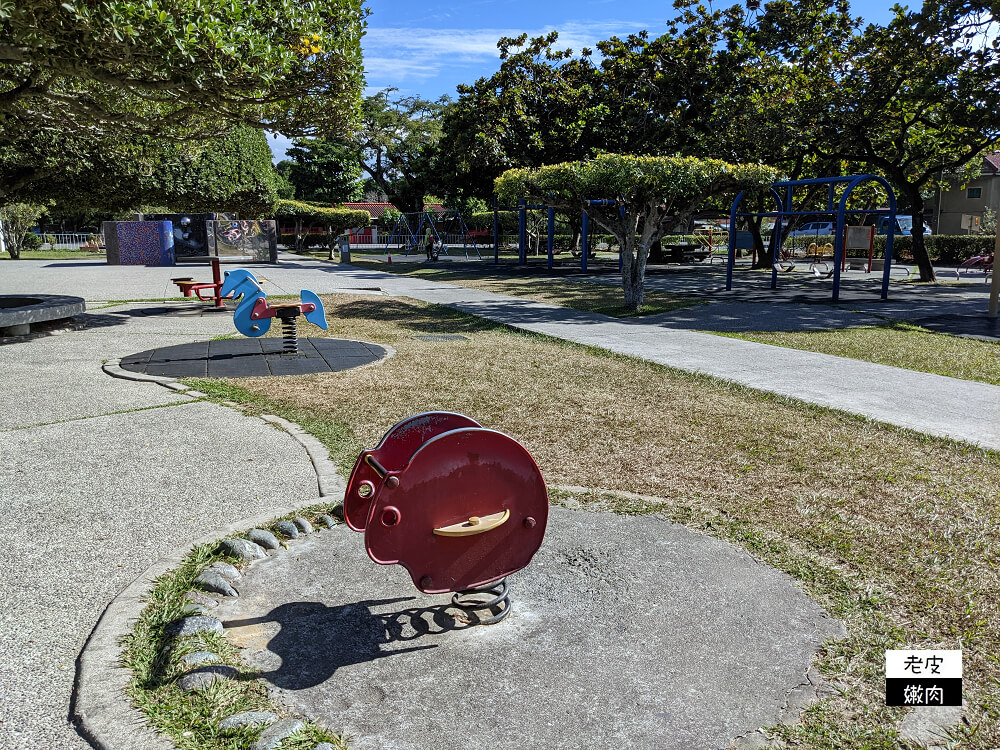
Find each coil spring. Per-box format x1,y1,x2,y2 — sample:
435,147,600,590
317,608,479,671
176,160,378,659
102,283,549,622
281,316,299,355
451,577,510,625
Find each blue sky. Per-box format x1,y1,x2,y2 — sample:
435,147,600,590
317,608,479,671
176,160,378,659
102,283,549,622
268,0,899,161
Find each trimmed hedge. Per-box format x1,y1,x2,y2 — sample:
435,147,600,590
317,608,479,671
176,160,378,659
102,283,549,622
274,200,370,233
279,233,330,249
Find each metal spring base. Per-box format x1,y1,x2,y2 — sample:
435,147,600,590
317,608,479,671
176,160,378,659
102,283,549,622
451,578,511,625
280,316,299,355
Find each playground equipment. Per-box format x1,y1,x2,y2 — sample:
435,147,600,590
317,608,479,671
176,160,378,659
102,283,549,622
727,175,898,301
695,228,730,264
219,269,327,354
383,210,482,260
344,412,548,625
171,257,230,308
956,253,994,282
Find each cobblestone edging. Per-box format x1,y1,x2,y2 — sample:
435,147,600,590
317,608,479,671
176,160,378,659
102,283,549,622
73,411,347,750
71,498,348,750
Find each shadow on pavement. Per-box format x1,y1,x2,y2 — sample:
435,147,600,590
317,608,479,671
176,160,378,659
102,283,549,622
225,598,474,690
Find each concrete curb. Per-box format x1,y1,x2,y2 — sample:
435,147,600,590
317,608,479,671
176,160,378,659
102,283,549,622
72,485,346,750
260,415,341,498
102,360,203,399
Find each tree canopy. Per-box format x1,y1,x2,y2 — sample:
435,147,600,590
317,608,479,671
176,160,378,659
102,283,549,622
496,154,778,309
7,125,281,217
282,138,363,204
342,90,447,213
436,1,1000,281
1,0,366,201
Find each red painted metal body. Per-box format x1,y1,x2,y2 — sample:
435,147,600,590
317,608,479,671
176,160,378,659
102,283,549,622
344,412,481,531
249,297,316,320
344,413,548,595
171,258,230,308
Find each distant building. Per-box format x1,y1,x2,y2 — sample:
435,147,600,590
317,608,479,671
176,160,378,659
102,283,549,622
933,153,1000,234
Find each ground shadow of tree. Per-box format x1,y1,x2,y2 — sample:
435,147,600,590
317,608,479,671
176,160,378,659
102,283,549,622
332,298,506,336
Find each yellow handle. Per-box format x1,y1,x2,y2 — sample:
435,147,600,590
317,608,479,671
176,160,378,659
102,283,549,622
433,509,510,537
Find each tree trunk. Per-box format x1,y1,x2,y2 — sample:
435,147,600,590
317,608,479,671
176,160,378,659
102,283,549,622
749,216,772,268
620,233,650,311
326,224,335,260
905,191,935,282
294,218,304,254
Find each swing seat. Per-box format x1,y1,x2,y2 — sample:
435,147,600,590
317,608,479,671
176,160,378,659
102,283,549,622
773,260,796,273
810,262,834,279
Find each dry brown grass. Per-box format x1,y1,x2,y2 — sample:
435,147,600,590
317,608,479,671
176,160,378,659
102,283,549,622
194,294,1000,748
349,261,698,317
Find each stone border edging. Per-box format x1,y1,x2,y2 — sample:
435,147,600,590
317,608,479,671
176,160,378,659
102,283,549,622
72,483,346,750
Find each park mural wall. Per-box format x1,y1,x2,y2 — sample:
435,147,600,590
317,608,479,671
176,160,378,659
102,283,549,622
207,220,278,262
104,215,277,265
139,213,233,259
103,221,175,266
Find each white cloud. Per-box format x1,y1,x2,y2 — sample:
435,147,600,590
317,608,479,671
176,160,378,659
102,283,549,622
362,20,651,87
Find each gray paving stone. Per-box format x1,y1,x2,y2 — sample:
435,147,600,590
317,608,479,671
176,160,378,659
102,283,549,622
274,521,299,539
195,570,238,597
179,651,219,667
176,665,237,692
185,590,219,609
248,528,281,550
218,711,279,730
251,718,305,750
210,561,242,582
292,517,313,534
167,615,223,636
221,537,267,561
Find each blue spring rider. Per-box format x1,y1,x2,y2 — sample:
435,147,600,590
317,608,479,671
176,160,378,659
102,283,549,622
219,269,328,354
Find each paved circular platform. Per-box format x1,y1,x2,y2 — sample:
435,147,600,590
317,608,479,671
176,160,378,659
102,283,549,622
119,337,387,378
0,294,86,335
214,507,845,750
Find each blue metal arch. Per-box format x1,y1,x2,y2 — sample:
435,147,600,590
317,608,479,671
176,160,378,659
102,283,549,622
726,175,897,301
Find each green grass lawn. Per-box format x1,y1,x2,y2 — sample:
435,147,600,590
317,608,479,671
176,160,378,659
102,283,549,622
2,248,106,260
717,321,1000,386
179,293,1000,748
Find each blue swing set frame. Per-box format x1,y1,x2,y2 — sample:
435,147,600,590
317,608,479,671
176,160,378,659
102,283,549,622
726,174,898,301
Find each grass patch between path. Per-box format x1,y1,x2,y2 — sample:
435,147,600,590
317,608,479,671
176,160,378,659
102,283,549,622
2,249,106,260
184,294,1000,748
120,502,348,750
717,320,1000,386
349,260,700,318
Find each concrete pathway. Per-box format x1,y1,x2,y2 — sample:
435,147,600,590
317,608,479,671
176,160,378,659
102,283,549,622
3,256,999,450
0,305,318,749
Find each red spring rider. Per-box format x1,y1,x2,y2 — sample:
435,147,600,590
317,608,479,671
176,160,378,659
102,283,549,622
345,412,548,624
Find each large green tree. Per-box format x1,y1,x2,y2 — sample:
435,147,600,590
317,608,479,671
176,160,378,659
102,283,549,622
1,0,366,200
712,0,1000,280
496,154,777,310
282,138,363,204
341,90,446,213
7,126,281,217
